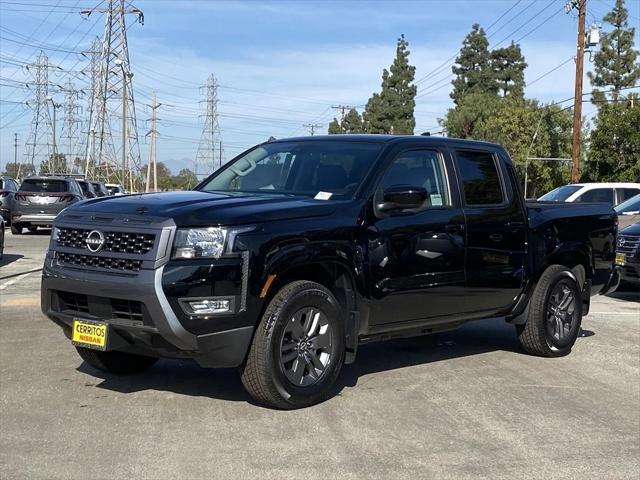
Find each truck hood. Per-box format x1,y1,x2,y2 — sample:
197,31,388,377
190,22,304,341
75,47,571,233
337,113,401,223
67,190,343,226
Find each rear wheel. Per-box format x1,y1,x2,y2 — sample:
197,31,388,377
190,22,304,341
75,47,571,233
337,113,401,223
517,265,583,357
76,347,158,374
241,280,345,409
10,224,22,235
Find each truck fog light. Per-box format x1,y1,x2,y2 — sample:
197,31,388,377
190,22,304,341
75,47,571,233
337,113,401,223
179,297,235,316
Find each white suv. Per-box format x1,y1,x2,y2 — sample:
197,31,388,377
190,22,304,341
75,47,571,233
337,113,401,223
539,182,640,207
105,183,127,196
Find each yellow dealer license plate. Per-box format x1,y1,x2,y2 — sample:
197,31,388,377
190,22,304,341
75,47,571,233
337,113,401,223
72,319,108,350
615,252,626,266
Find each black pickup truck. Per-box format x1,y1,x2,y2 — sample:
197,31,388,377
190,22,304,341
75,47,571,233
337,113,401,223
42,135,620,409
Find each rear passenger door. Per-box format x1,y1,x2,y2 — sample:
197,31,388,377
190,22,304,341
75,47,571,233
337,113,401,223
452,148,527,317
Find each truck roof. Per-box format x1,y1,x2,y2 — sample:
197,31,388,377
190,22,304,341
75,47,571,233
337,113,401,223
271,134,502,149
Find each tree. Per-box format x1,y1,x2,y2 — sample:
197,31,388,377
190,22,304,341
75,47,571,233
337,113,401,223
174,168,198,189
450,24,495,104
585,99,640,182
328,108,364,134
39,153,67,176
588,0,640,103
491,42,527,98
362,34,417,134
2,162,36,180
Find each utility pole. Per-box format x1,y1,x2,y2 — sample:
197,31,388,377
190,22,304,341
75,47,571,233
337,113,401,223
569,0,586,183
46,96,62,173
331,105,355,133
303,123,322,136
145,93,161,192
13,133,18,177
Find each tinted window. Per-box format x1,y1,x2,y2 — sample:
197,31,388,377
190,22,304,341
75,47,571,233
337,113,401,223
614,194,640,214
455,150,504,205
539,185,582,202
620,188,640,202
19,179,69,193
576,188,614,205
380,149,448,207
200,141,383,199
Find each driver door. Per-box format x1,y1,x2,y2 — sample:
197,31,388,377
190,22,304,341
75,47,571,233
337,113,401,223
368,147,467,327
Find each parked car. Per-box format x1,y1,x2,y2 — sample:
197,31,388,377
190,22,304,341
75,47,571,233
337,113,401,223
76,180,97,199
538,182,640,207
614,194,640,229
105,183,127,196
42,135,619,409
90,181,109,197
615,222,640,288
11,176,84,234
0,216,4,260
0,175,19,223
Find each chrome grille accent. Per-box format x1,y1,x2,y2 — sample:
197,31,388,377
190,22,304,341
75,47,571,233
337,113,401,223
56,252,143,272
57,227,155,254
617,234,640,255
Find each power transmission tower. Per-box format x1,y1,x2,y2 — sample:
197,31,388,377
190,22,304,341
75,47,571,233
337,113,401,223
23,51,53,174
82,0,144,189
568,0,586,182
195,74,222,179
145,93,162,192
60,80,83,174
303,123,322,136
83,36,105,179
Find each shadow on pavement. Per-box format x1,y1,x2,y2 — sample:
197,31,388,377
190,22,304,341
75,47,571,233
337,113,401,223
0,253,24,268
606,290,640,301
78,318,598,406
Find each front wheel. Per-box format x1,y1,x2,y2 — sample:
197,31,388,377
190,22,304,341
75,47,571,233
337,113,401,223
517,265,583,357
76,347,158,374
240,280,345,409
10,224,22,235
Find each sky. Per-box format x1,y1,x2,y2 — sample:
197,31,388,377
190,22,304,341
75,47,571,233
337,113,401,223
1,0,639,177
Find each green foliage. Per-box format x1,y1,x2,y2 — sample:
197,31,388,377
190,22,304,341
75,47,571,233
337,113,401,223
441,96,573,196
362,34,417,134
584,100,640,182
491,42,527,98
588,0,640,103
328,108,364,134
2,162,36,179
141,162,198,190
39,153,67,176
450,24,496,104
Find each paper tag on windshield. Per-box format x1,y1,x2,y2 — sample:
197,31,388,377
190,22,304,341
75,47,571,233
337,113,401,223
430,193,443,206
314,191,333,200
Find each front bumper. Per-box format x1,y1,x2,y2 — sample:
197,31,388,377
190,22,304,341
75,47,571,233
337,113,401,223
619,259,640,285
42,263,254,367
41,212,257,368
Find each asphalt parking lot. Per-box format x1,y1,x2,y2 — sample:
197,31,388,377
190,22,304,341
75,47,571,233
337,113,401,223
1,228,638,480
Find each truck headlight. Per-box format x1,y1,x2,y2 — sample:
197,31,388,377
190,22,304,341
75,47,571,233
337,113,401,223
172,226,253,259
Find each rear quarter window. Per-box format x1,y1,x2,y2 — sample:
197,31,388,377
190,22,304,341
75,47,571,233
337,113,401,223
454,150,504,205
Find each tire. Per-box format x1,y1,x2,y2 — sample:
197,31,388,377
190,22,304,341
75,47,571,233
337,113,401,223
10,224,22,235
517,265,583,357
0,226,4,260
76,347,158,374
241,280,345,409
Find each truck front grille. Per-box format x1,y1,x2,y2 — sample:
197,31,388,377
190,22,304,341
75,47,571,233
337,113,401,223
58,291,90,314
617,234,640,255
56,227,155,254
110,298,144,322
56,252,143,272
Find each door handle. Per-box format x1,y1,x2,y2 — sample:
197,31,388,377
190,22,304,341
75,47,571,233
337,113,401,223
505,221,525,230
445,223,465,233
489,234,503,242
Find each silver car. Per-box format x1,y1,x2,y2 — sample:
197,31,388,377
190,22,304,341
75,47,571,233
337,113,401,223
11,177,84,234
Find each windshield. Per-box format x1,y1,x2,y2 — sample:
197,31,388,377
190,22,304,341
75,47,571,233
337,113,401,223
539,185,581,202
198,141,384,199
615,194,640,214
19,179,68,193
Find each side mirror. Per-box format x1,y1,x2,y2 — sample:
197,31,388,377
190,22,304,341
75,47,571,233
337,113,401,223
377,185,428,212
